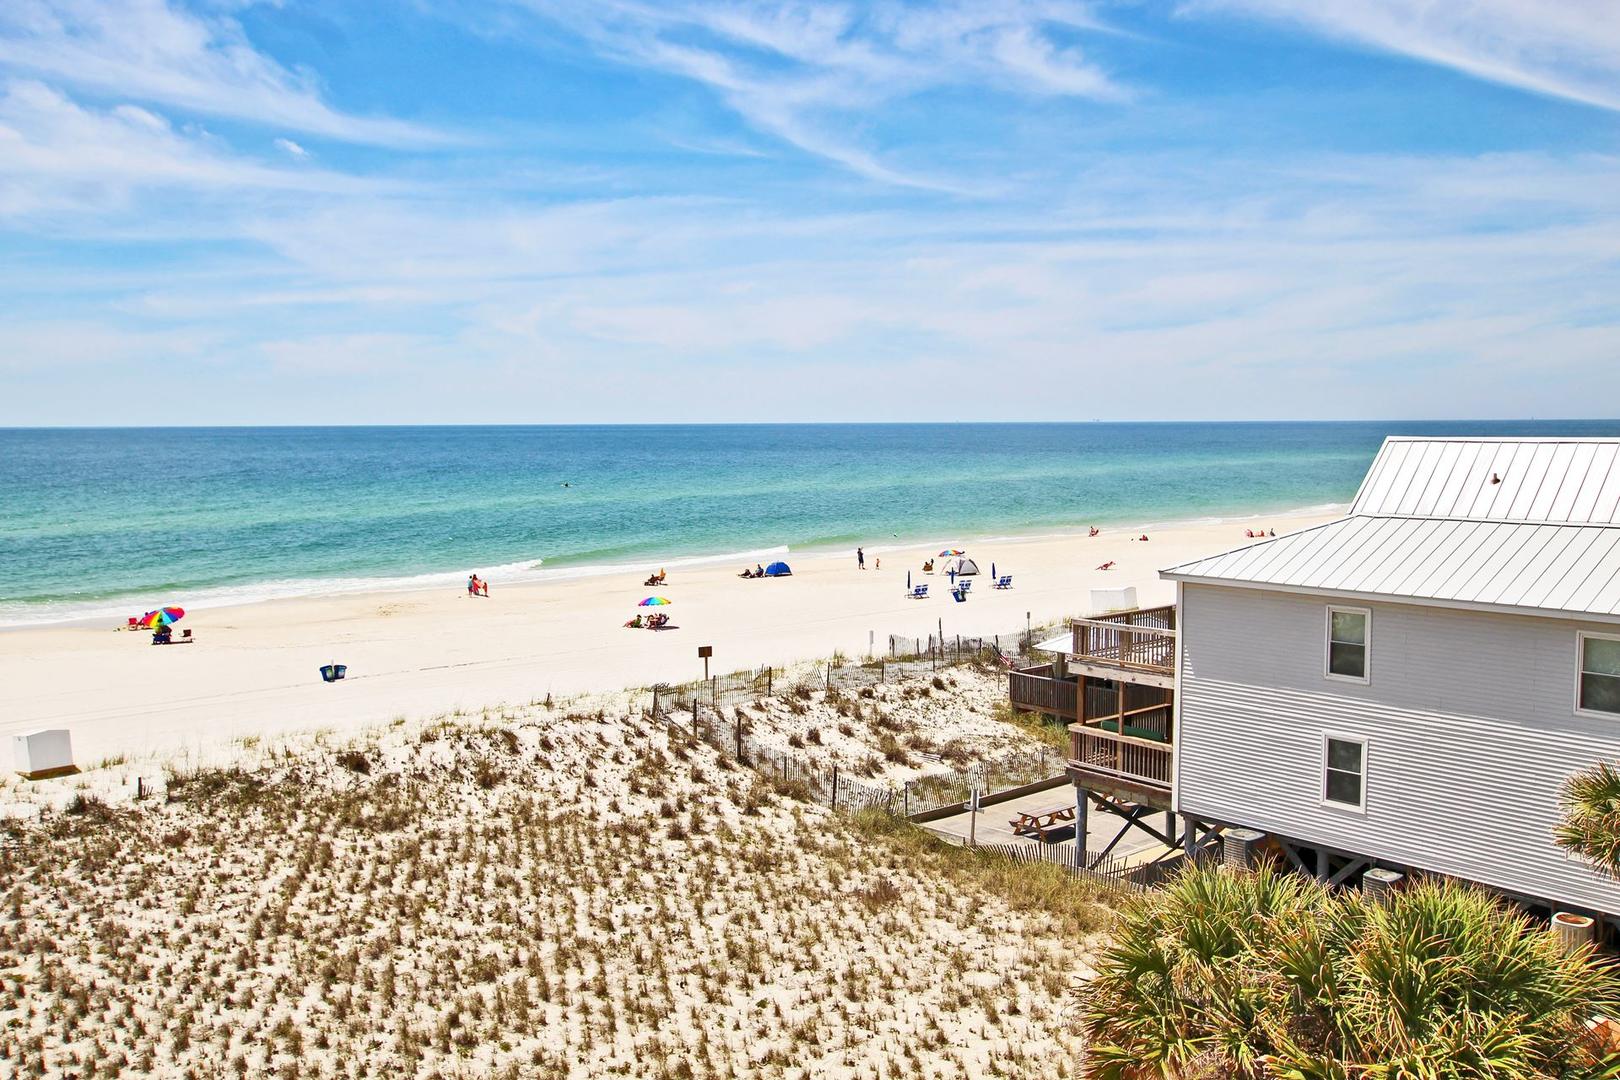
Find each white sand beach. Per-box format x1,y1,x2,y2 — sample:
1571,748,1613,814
1,510,1337,766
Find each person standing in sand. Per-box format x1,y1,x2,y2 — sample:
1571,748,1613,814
857,547,865,570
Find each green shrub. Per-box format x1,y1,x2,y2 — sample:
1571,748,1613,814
1557,761,1620,874
1080,861,1620,1078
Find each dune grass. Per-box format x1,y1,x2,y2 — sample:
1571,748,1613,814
848,807,1113,936
0,704,1096,1078
991,700,1071,755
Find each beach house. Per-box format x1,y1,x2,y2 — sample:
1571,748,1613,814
1161,436,1620,920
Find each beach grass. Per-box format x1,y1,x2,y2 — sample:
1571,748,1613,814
992,699,1071,754
0,676,1099,1078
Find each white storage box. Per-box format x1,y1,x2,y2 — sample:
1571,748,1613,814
1089,585,1138,613
14,729,76,780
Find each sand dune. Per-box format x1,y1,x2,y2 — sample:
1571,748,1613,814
0,682,1112,1079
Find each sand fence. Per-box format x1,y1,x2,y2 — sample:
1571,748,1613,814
646,626,1177,892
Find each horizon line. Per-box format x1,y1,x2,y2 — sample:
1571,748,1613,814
0,418,1609,432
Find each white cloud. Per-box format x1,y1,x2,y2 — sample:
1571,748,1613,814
1188,0,1620,112
0,81,386,217
273,137,308,159
54,146,1599,421
507,0,1125,185
0,0,452,145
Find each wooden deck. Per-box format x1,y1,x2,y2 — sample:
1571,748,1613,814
1007,664,1079,718
1069,604,1177,685
1008,605,1179,805
1069,724,1172,801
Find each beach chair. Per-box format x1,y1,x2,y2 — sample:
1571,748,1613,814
952,587,967,603
910,584,928,599
320,663,348,683
959,579,972,592
994,575,1013,589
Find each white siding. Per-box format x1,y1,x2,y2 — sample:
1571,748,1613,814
1176,582,1620,914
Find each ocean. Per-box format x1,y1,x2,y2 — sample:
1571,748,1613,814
3,420,1615,626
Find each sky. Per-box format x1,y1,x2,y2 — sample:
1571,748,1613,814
0,0,1617,425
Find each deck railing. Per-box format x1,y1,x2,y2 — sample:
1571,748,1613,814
1071,604,1177,675
1008,664,1079,718
1071,724,1173,790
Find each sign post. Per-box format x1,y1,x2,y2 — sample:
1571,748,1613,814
968,787,980,847
698,644,713,681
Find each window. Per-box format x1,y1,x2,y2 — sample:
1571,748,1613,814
1326,606,1370,682
1323,736,1366,809
1578,633,1620,716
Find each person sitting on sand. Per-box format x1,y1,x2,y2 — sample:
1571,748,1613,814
1139,534,1149,541
1097,560,1115,570
756,564,765,578
922,559,934,572
626,613,644,628
738,567,754,578
1268,528,1275,537
1088,526,1099,537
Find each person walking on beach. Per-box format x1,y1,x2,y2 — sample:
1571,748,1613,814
857,547,865,570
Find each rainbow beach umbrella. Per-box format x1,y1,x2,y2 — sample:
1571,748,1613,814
638,596,671,607
938,549,964,557
140,606,185,628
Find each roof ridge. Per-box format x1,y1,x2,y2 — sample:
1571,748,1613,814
1354,512,1620,529
1381,436,1620,444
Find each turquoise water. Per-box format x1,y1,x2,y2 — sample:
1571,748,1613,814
2,421,1615,625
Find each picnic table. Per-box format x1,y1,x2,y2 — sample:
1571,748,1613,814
1009,804,1076,841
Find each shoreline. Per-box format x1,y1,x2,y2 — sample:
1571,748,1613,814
0,504,1344,767
1,500,1345,631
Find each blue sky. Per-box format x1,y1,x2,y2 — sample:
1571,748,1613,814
1,0,1616,424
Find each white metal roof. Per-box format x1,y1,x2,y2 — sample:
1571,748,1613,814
1351,437,1620,524
1033,634,1073,653
1164,437,1620,621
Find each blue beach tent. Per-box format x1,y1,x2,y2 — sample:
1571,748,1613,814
763,561,793,577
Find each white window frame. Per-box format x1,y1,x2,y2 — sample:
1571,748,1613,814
1324,605,1371,685
1321,733,1367,813
1575,630,1620,718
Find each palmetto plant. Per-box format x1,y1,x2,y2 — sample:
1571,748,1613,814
1080,862,1620,1079
1557,761,1620,874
